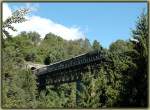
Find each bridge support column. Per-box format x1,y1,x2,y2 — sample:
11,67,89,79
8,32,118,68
76,80,81,106
37,75,46,92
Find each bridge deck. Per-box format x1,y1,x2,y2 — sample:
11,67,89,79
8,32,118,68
33,50,108,76
31,50,110,86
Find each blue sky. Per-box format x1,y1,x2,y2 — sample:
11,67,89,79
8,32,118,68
5,2,147,48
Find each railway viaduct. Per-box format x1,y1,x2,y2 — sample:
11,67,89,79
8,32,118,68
27,50,111,92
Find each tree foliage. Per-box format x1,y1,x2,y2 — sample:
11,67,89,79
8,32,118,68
2,8,30,39
2,12,148,108
92,40,103,50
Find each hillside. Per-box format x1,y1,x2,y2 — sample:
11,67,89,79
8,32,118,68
2,13,148,108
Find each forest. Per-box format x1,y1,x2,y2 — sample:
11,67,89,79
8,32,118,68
1,8,148,108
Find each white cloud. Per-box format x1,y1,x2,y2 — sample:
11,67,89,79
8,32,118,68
3,3,85,40
3,3,12,21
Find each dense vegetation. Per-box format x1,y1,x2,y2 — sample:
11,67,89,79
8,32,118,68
2,12,148,108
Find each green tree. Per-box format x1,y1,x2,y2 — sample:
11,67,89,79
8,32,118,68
109,40,132,53
77,68,100,108
92,40,102,50
28,31,41,45
2,8,30,39
25,52,37,62
2,69,37,108
129,12,148,107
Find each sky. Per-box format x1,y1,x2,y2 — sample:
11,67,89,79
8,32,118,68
3,2,147,48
